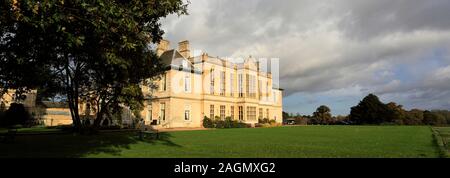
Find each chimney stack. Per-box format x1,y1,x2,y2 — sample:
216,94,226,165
178,40,190,58
156,39,170,56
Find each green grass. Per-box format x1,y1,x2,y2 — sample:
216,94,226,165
432,127,450,157
0,126,441,158
0,126,63,134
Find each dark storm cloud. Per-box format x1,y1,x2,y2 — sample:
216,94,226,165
162,0,450,112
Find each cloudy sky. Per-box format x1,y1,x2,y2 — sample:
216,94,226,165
161,0,450,115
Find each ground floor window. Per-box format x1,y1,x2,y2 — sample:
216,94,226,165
238,106,243,121
160,103,165,121
210,105,214,119
220,105,225,120
247,106,256,121
147,105,152,121
184,105,191,121
184,110,190,121
259,108,263,120
231,106,234,120
266,109,269,120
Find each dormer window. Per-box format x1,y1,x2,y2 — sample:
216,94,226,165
182,60,188,68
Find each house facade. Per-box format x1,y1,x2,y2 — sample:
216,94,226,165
0,89,37,109
142,40,283,128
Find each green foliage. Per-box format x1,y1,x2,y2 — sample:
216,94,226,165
202,116,214,128
313,105,332,125
349,94,449,126
223,117,233,128
214,117,225,128
385,102,407,124
0,103,32,127
350,94,392,124
1,0,189,130
258,118,270,124
423,111,447,126
404,109,424,125
202,116,248,129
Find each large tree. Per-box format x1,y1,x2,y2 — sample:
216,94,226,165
423,111,447,126
0,0,188,130
349,94,392,124
405,109,424,125
386,102,407,125
312,105,332,125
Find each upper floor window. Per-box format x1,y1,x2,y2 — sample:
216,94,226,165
230,73,235,97
160,73,167,91
184,73,191,93
246,74,256,98
220,71,225,96
238,74,244,97
258,80,262,99
210,105,215,119
246,74,250,97
182,60,188,68
210,68,215,94
273,91,277,103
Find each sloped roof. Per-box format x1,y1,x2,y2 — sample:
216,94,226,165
159,50,202,74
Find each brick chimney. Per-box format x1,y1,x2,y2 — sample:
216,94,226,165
178,40,190,58
156,39,170,56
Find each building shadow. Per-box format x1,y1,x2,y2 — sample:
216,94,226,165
0,131,181,158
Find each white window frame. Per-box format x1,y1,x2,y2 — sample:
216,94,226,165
238,74,243,97
220,71,225,96
210,105,215,119
147,104,152,122
210,68,215,94
184,72,191,93
160,73,167,91
230,73,234,97
184,105,191,121
160,103,166,121
220,105,225,120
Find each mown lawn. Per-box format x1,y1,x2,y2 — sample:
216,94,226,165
433,127,450,157
0,126,441,158
0,126,63,134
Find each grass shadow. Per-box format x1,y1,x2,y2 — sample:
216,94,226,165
0,131,181,158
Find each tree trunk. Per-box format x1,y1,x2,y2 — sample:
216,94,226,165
93,97,106,129
64,53,82,132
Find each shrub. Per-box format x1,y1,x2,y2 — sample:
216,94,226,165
258,118,270,124
224,117,233,128
202,116,214,128
1,103,33,127
203,116,249,128
256,121,281,128
214,118,225,128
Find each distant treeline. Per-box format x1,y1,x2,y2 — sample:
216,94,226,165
284,94,450,126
